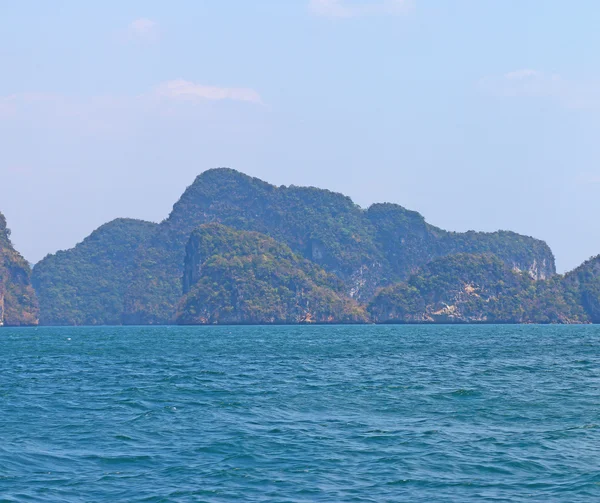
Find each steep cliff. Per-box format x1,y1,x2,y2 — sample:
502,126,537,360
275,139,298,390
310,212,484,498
177,224,367,324
367,203,555,282
0,212,39,326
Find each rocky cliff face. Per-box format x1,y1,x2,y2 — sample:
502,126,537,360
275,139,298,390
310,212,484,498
178,224,367,324
367,203,556,283
0,212,39,326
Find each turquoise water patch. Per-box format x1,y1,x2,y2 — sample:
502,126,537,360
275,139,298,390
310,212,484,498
0,325,598,502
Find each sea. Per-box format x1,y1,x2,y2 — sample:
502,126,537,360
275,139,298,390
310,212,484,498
0,325,598,502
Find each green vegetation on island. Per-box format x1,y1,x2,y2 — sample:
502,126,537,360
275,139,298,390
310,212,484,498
367,203,555,282
368,253,595,324
563,255,600,323
0,212,39,326
32,168,560,325
32,218,157,325
177,224,367,324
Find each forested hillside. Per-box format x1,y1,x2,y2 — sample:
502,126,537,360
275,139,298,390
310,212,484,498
368,253,595,324
177,224,367,324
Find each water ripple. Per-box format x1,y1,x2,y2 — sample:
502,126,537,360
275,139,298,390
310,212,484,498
0,325,599,502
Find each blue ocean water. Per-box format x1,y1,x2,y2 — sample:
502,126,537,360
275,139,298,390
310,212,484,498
0,325,598,502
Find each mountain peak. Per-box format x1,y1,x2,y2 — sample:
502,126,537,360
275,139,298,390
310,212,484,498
191,167,271,188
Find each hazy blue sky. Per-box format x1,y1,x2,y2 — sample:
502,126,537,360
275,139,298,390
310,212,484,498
2,0,600,271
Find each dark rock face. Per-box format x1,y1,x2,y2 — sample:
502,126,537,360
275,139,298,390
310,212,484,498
33,168,559,325
178,224,367,325
0,212,39,326
309,239,327,263
182,230,203,295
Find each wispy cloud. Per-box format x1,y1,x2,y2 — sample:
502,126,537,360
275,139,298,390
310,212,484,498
0,80,263,128
128,18,159,41
309,0,413,18
154,80,263,104
479,69,600,109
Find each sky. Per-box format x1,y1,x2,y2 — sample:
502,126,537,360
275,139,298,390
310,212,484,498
2,0,600,272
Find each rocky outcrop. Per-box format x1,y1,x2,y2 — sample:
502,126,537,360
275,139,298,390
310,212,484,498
0,212,39,326
367,203,555,283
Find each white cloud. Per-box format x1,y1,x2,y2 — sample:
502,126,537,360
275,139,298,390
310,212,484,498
128,18,159,41
479,69,600,109
154,79,263,104
0,80,263,127
309,0,412,18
